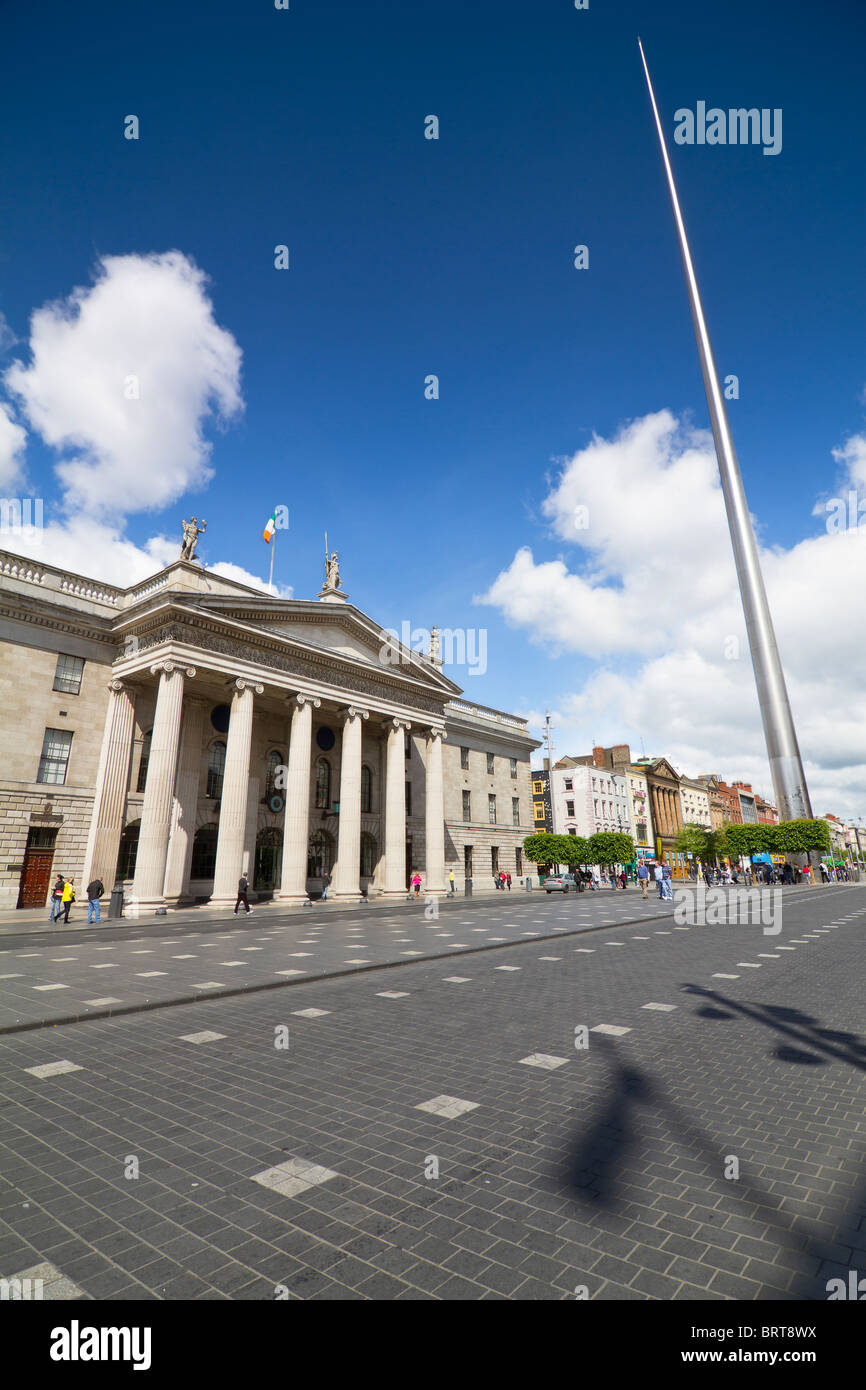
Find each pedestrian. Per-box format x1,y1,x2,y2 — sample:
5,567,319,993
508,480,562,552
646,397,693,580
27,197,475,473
412,871,422,898
61,877,75,923
235,872,252,914
661,863,673,900
654,863,664,899
86,876,104,924
49,874,65,923
506,872,512,891
448,869,455,896
636,860,649,899
619,869,627,890
321,868,330,901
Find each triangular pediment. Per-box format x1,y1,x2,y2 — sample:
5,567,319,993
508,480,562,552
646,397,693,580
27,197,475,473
177,593,463,698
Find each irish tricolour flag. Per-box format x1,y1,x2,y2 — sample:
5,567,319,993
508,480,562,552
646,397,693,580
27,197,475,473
263,510,276,544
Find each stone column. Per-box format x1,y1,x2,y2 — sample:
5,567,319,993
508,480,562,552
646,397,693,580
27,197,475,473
163,699,206,906
129,662,194,912
331,706,369,900
81,680,136,891
424,726,447,895
276,693,321,903
382,717,410,896
210,678,263,908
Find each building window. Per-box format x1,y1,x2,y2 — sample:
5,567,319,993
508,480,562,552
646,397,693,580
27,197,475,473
308,829,334,878
532,779,542,794
315,757,331,809
37,728,73,784
406,781,412,817
533,802,545,821
360,832,377,878
116,820,140,880
510,758,518,779
564,778,572,792
515,848,523,875
568,828,576,836
207,741,226,799
488,794,497,824
512,797,520,826
136,729,152,793
491,846,499,875
361,764,372,813
52,653,85,695
487,752,495,775
265,749,283,800
566,800,574,818
462,789,471,822
191,824,219,879
461,747,469,770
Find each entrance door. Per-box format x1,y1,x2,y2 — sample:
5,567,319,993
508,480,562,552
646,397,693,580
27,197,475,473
405,838,413,889
17,828,58,908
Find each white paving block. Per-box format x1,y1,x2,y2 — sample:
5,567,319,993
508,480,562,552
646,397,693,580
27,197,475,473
415,1095,479,1119
519,1053,569,1070
25,1060,83,1079
180,1031,226,1044
252,1156,339,1198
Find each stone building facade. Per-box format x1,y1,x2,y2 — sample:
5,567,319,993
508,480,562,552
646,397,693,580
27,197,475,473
0,550,538,912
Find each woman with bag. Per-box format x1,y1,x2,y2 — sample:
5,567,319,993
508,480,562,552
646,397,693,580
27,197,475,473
61,878,76,923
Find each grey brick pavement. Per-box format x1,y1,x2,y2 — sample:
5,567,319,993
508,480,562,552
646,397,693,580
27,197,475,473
0,885,863,1300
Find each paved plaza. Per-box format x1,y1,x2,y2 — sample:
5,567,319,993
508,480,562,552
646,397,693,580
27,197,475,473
0,884,864,1300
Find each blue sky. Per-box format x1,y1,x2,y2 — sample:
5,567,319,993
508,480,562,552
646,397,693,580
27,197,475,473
1,0,864,815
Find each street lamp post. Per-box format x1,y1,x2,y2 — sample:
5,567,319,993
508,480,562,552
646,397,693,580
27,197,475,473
638,40,813,825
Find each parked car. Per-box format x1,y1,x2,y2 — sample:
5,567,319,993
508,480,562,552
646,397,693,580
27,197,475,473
545,873,576,894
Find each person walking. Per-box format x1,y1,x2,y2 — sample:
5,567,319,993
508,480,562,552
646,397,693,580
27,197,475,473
661,863,673,900
506,872,512,891
448,869,456,896
654,863,664,899
61,877,75,923
320,868,330,901
619,869,627,890
412,871,422,898
235,872,252,914
636,861,649,899
49,874,65,923
86,877,104,924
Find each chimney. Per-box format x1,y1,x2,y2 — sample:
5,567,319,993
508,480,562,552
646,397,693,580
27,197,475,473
592,745,605,768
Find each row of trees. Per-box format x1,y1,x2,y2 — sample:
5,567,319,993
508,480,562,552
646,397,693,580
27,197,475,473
674,818,832,863
523,831,636,872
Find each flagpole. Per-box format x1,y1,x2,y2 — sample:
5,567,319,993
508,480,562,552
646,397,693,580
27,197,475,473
268,529,276,593
637,38,812,823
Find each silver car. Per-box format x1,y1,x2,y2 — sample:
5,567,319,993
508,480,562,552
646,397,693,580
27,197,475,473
544,873,576,894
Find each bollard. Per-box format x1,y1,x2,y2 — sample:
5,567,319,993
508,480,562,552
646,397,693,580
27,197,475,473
108,883,124,920
464,877,472,897
524,877,532,892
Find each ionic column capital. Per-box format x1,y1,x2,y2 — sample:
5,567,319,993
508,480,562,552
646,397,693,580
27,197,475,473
388,717,412,733
107,678,129,695
290,692,321,709
230,677,264,695
344,705,370,722
425,726,447,743
150,661,196,679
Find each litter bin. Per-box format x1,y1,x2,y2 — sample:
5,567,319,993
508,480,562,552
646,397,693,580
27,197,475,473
108,883,124,920
524,877,533,892
464,877,472,897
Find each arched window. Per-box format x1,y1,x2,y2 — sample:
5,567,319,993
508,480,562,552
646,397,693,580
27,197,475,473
255,827,283,890
265,749,284,800
191,824,219,880
207,741,226,799
136,730,152,793
360,832,377,878
361,764,372,813
307,829,334,878
117,820,141,880
315,757,331,810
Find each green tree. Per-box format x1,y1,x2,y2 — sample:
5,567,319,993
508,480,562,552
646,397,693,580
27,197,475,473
674,822,711,861
774,819,831,856
560,835,591,873
522,833,559,872
721,823,767,860
589,831,635,866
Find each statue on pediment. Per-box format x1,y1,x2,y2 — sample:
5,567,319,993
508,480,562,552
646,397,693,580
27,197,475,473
181,517,206,562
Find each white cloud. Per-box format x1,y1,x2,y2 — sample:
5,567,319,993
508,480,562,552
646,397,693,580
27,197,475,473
482,410,866,818
0,401,27,488
4,250,242,516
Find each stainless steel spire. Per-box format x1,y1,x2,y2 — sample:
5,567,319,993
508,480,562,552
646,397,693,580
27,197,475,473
638,38,812,821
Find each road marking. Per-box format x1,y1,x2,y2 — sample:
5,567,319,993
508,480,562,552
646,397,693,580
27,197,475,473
292,1008,331,1017
180,1031,225,1044
519,1053,569,1069
713,973,740,980
33,983,69,991
415,1095,479,1119
25,1061,82,1079
84,997,122,1006
642,1003,678,1011
591,1024,631,1036
377,991,409,999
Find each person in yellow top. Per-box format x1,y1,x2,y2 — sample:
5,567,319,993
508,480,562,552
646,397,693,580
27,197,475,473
61,878,75,924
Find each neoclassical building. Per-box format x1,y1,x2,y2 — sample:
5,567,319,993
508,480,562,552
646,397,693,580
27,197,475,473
0,548,538,912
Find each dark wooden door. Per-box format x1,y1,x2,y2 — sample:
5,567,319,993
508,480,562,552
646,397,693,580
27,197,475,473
17,847,55,908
